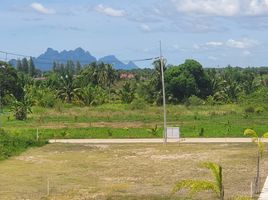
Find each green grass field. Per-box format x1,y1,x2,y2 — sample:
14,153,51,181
1,103,268,139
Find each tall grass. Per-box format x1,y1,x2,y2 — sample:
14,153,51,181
0,129,47,160
1,103,268,139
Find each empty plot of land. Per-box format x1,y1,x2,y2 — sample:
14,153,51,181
0,143,266,200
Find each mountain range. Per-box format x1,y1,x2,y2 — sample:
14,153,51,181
10,47,138,71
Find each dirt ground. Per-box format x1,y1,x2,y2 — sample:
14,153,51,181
0,143,266,200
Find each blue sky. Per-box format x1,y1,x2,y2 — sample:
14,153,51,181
1,0,268,68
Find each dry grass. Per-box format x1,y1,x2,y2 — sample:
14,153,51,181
0,143,266,200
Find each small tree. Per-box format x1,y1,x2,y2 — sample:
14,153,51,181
244,128,268,194
172,162,224,200
118,82,135,104
11,95,33,120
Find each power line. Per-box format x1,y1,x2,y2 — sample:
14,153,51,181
0,50,159,66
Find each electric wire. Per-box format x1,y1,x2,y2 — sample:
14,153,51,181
0,50,159,67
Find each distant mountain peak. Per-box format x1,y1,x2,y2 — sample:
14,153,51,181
125,61,138,69
74,47,84,52
9,47,139,71
45,48,58,54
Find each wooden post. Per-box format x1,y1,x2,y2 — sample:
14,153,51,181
36,128,39,141
250,181,253,198
47,178,50,196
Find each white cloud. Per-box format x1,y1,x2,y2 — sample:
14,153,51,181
247,0,268,15
206,41,223,46
30,2,55,14
193,44,200,49
193,41,223,50
194,38,258,51
226,38,258,49
95,4,126,17
140,24,151,32
171,0,268,16
172,0,240,16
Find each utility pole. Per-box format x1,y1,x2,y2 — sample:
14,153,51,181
0,65,5,128
160,41,167,144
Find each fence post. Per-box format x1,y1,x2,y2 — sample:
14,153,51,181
47,178,50,196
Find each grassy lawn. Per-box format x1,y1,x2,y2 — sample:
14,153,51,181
0,143,264,199
1,103,268,139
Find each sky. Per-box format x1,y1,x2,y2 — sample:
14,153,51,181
1,0,268,68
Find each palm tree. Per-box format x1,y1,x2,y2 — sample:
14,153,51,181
172,162,224,200
151,59,167,105
244,128,268,194
76,85,96,106
105,64,117,101
57,72,79,103
97,63,116,100
118,82,135,104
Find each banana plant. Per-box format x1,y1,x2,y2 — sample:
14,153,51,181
244,128,268,194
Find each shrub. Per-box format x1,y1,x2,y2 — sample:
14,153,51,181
54,100,63,112
199,128,204,137
0,129,47,160
38,91,57,108
255,106,265,114
186,95,204,106
11,99,32,120
147,125,159,136
130,98,147,110
107,129,113,137
244,106,255,113
206,95,215,105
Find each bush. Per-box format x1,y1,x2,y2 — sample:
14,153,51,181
186,95,204,106
206,95,215,106
38,91,57,108
0,129,47,160
199,128,205,137
13,106,27,120
26,86,57,108
54,100,63,112
244,106,255,113
130,98,147,110
255,106,265,114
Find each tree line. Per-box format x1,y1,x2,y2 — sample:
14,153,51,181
1,59,268,120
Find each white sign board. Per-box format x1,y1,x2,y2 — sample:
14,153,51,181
167,127,180,139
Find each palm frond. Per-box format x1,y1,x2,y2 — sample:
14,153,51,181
244,129,258,138
172,180,219,197
201,162,222,193
262,132,268,138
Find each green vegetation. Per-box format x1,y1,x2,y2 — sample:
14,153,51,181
1,58,268,160
1,103,268,139
244,129,268,194
173,162,224,200
0,129,47,160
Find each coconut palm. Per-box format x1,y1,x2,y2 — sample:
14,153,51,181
76,83,108,106
118,82,135,104
57,72,79,103
172,162,224,200
244,128,268,194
